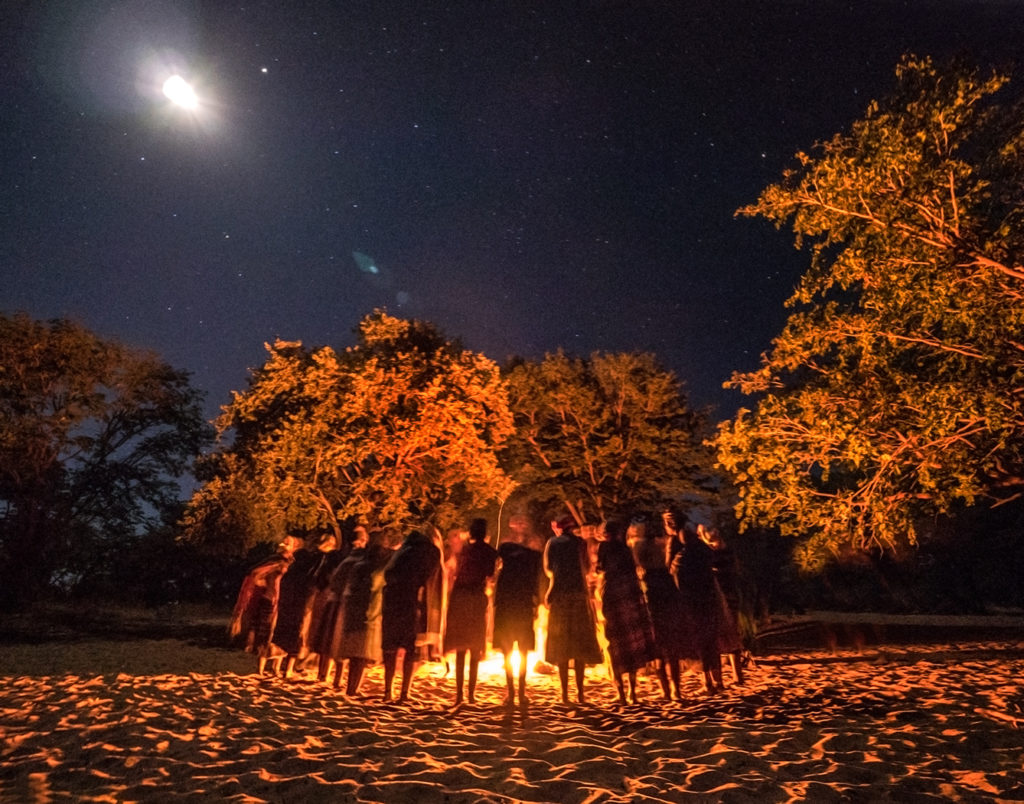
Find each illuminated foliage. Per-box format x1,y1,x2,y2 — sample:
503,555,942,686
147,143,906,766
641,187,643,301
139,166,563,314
716,56,1024,568
505,350,717,523
0,313,212,605
183,311,515,546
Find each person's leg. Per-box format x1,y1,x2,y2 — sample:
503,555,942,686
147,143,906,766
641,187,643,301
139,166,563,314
655,658,671,700
468,655,479,703
454,650,466,704
710,653,724,692
729,650,745,685
398,648,416,703
332,659,344,690
503,652,515,705
703,646,722,694
382,650,397,701
611,659,627,704
574,659,586,704
627,670,639,705
669,657,682,701
346,658,366,696
517,649,528,705
558,662,570,703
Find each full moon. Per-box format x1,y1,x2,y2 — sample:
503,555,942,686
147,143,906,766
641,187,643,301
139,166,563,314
162,75,198,109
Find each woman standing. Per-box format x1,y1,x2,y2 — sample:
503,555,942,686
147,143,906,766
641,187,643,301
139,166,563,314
543,515,602,704
443,518,498,705
596,519,656,704
629,517,686,700
671,524,725,694
492,524,543,707
381,529,442,703
316,527,390,695
337,531,391,695
229,535,300,675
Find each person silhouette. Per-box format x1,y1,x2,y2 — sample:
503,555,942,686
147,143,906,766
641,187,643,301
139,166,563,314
543,515,602,704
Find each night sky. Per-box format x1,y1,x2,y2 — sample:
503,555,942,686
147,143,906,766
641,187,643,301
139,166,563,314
4,1,1024,423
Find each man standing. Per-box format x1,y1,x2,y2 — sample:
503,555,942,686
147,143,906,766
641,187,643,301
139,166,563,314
380,528,442,703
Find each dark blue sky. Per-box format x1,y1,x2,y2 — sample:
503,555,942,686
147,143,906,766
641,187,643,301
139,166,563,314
3,1,1023,422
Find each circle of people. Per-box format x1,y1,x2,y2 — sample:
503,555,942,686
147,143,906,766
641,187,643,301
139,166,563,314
230,507,744,707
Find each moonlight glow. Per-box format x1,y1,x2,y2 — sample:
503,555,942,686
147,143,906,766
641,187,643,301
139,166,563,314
162,75,198,109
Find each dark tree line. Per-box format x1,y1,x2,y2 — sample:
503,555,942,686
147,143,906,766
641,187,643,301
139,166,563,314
0,314,212,608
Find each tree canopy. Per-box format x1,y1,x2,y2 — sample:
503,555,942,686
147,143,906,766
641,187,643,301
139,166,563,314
504,350,717,524
182,311,515,548
0,313,212,606
716,56,1024,568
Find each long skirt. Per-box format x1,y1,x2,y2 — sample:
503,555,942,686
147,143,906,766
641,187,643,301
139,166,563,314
443,587,488,655
601,578,656,673
545,593,602,666
250,597,277,658
714,584,743,654
678,585,720,663
642,568,691,660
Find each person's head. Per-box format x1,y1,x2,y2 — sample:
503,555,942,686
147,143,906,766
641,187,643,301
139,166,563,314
603,519,628,543
278,534,303,555
468,517,488,543
551,514,578,536
351,525,369,549
507,513,530,542
445,526,466,558
660,505,683,536
697,523,725,550
627,514,649,544
683,525,703,548
318,533,338,552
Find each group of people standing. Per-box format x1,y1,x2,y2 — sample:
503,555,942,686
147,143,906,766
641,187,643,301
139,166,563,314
229,506,745,707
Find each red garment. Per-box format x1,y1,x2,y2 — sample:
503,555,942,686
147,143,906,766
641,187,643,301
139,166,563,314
443,539,497,654
229,552,293,657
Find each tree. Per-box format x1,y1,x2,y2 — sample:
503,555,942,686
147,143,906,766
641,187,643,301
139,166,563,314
504,350,717,524
716,56,1024,568
0,313,213,606
182,311,515,548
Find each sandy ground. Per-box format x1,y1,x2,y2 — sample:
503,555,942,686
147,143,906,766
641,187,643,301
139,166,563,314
2,612,1024,802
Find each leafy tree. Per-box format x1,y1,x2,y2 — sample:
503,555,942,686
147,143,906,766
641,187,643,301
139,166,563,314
504,350,717,523
182,311,515,547
716,56,1024,568
0,313,213,606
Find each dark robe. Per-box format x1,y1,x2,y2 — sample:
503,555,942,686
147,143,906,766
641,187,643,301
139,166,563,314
381,531,442,653
316,544,391,663
632,534,688,660
312,547,362,661
306,548,346,657
272,548,324,657
597,538,656,673
709,541,744,653
543,532,602,665
443,539,498,655
670,533,722,663
492,542,543,654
